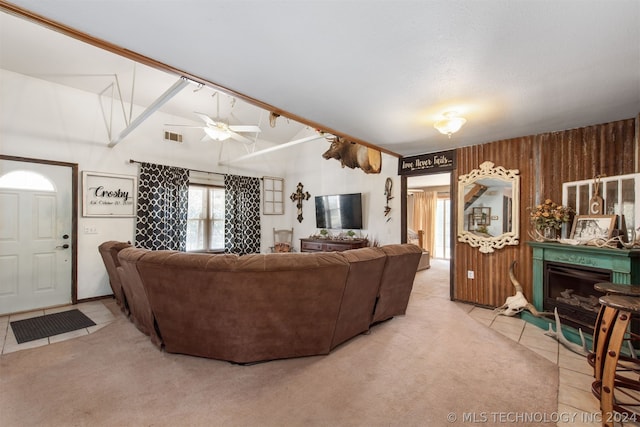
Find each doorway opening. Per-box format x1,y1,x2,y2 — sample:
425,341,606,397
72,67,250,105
407,173,451,260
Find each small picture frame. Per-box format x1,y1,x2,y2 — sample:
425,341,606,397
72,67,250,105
82,171,137,217
570,214,617,242
472,207,491,226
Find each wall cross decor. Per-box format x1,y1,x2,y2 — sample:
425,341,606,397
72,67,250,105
290,182,311,223
384,177,393,220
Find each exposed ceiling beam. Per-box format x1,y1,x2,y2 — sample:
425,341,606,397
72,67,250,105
219,133,325,165
108,77,189,147
0,2,400,157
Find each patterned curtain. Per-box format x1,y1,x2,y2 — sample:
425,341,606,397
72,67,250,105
135,162,189,251
224,174,261,255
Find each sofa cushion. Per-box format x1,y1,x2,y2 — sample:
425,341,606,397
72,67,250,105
372,244,422,323
117,247,166,348
98,241,132,313
331,247,387,349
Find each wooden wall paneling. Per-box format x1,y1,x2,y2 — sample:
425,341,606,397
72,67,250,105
453,118,637,309
454,136,535,308
636,114,640,173
537,120,636,200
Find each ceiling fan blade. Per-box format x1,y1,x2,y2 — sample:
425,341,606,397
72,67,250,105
194,112,217,127
228,130,253,144
228,125,261,133
164,124,206,129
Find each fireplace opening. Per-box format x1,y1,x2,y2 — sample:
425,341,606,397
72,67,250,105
543,261,610,333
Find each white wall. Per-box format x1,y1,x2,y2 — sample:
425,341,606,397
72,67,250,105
1,69,401,300
282,138,401,249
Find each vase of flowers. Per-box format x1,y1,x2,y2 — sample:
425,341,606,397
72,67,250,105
529,199,574,240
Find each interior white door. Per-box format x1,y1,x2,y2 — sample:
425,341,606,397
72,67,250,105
0,159,73,315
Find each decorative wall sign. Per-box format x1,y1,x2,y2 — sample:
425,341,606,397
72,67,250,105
398,149,456,176
82,171,137,217
589,175,604,215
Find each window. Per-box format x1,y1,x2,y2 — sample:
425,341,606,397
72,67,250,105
263,176,284,215
434,196,451,259
187,185,225,251
563,173,640,240
0,170,55,191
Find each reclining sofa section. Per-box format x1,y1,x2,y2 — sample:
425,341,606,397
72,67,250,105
97,240,132,315
108,243,421,364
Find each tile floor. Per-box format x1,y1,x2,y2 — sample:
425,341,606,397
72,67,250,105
0,299,118,355
0,295,606,426
463,304,604,427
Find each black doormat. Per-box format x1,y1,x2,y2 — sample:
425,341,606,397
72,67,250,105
10,309,96,344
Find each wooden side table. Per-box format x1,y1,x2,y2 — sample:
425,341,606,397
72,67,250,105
299,238,368,253
591,283,640,381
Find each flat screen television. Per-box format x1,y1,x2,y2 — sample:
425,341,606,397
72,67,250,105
315,193,363,230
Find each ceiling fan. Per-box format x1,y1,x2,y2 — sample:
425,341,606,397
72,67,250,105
165,92,261,143
192,112,261,143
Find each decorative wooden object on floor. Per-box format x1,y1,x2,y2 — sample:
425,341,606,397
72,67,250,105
591,293,640,426
590,282,640,380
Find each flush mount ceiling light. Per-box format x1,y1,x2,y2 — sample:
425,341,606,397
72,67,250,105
434,111,467,137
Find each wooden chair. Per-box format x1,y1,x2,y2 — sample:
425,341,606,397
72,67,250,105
271,228,293,252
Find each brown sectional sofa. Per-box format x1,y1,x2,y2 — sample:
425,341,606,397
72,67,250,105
99,242,422,364
98,241,132,315
372,244,428,324
117,247,163,348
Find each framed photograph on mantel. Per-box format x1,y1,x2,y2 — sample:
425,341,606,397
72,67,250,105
569,214,617,242
82,171,137,217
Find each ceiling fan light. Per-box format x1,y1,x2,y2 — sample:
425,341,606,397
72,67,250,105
434,112,467,137
204,127,231,141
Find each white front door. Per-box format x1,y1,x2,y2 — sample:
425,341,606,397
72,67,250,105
0,159,74,315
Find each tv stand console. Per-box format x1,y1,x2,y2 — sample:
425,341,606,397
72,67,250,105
300,238,368,253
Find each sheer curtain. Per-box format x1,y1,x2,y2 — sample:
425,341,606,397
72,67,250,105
224,174,261,255
135,162,189,251
412,191,438,255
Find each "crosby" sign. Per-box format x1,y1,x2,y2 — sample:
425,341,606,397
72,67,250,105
83,171,137,217
89,186,131,204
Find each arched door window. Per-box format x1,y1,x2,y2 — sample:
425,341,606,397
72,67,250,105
0,170,56,192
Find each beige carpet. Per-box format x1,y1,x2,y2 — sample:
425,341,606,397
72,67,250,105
0,260,558,426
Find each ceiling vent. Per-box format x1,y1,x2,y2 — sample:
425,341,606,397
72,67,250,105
164,131,183,143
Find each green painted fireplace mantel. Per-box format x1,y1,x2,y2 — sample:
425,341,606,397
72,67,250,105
523,242,640,346
528,242,640,310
